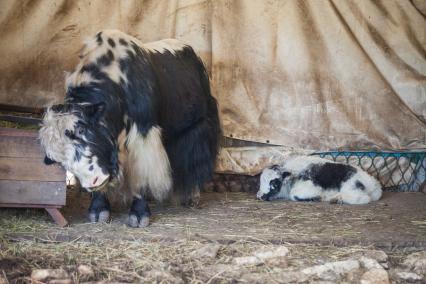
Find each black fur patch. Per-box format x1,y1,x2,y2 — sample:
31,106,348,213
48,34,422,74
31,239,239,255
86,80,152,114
261,178,282,201
301,162,356,190
44,156,56,165
89,165,94,171
97,50,114,66
119,38,128,46
96,32,103,45
282,171,291,179
107,38,116,48
355,180,365,190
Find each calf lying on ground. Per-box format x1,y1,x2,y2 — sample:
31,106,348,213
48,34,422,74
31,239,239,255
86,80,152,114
257,156,382,204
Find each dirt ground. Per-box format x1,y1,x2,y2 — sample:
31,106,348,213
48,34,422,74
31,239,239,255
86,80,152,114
0,189,425,283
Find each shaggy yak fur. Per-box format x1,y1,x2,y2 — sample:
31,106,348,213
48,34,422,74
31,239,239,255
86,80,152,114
40,30,221,227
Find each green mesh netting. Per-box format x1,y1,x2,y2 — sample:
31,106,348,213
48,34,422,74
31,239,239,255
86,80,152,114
312,151,426,192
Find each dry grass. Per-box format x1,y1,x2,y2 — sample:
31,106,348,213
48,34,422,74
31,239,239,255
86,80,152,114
0,232,417,284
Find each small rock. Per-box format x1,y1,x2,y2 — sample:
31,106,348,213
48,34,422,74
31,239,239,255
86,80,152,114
228,181,243,192
145,270,183,283
359,257,383,270
49,280,73,284
31,269,69,282
233,246,289,265
215,183,227,193
190,244,221,259
360,268,389,284
77,264,95,278
360,250,388,264
272,271,309,283
301,259,360,281
403,251,426,275
253,246,289,260
396,271,423,282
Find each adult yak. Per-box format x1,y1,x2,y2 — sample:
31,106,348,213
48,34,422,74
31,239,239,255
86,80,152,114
40,30,221,227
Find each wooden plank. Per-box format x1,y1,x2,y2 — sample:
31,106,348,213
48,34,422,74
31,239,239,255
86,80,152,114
0,127,38,137
0,180,66,205
0,204,61,208
0,135,44,158
0,115,41,125
45,208,68,227
0,103,44,114
0,157,65,181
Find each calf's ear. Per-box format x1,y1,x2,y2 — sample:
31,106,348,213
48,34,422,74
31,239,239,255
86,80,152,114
282,171,291,179
44,156,57,165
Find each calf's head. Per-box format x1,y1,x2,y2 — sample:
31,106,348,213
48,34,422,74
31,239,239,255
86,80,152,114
257,165,291,201
39,103,118,191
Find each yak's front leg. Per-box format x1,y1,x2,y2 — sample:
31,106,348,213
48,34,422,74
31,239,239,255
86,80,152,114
128,196,151,228
88,191,111,223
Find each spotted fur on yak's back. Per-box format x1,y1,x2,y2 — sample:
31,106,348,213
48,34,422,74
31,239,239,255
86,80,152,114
66,30,188,87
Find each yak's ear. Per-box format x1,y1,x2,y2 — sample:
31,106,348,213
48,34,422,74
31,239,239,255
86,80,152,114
84,102,106,123
44,156,57,165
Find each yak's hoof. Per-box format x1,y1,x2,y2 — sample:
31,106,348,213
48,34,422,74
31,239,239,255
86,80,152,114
128,215,150,228
89,210,110,223
128,197,151,228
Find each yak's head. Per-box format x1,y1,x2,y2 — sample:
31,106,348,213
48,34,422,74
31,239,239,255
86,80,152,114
257,165,291,201
39,103,118,191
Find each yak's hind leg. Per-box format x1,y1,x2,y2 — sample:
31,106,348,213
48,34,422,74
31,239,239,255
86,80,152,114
128,196,151,228
88,192,111,223
167,115,220,206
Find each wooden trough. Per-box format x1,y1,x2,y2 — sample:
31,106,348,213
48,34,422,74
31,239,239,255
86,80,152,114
0,127,68,226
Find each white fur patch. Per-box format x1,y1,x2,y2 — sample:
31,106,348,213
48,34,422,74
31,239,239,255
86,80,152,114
39,108,79,163
281,155,327,173
126,124,172,201
143,39,187,55
39,108,110,190
288,180,324,201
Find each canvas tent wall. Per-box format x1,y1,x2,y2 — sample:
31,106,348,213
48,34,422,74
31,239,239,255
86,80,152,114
0,0,425,175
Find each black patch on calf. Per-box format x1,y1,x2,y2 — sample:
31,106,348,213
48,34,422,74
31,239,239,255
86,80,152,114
355,180,365,190
89,165,94,171
261,178,282,201
107,38,116,48
302,162,356,190
88,192,111,222
119,38,128,46
282,171,291,179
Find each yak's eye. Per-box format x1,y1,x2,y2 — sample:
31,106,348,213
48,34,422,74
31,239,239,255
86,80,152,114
76,126,85,136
